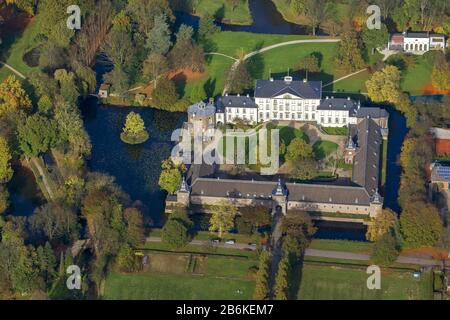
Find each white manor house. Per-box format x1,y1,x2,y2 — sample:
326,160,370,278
189,76,388,130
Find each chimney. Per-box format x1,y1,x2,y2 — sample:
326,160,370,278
270,77,274,82
303,78,307,83
225,93,228,96
246,94,250,98
237,93,240,97
347,96,351,100
284,76,293,84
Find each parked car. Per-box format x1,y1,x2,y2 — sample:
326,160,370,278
211,238,220,244
248,243,257,247
225,240,236,245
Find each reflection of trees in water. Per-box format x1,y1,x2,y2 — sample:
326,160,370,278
151,110,185,133
124,144,145,160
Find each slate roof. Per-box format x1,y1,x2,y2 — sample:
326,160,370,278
352,118,382,196
216,95,258,111
355,107,389,119
188,101,215,117
318,98,358,111
255,79,322,99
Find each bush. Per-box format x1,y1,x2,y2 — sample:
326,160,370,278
371,232,400,266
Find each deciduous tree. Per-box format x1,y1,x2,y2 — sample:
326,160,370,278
209,200,237,238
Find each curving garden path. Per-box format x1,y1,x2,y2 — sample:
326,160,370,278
0,61,26,79
210,38,341,94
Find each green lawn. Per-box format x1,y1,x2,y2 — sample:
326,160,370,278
279,126,309,145
400,55,434,95
321,126,349,136
191,0,252,25
0,17,42,81
104,252,257,300
313,140,338,160
309,239,373,254
298,263,433,300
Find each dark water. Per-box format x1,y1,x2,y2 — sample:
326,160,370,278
314,221,368,241
81,98,186,226
175,0,309,35
8,163,43,216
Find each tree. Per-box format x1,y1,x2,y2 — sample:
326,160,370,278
400,202,443,248
303,0,334,36
17,114,60,157
38,43,66,72
143,53,169,88
115,244,137,272
366,209,398,242
362,23,389,55
0,222,37,295
366,65,402,104
285,138,313,162
158,158,185,194
152,78,179,110
29,202,79,242
127,0,174,35
169,29,206,72
198,12,220,40
0,75,32,117
102,30,135,68
54,69,80,104
120,112,149,145
334,28,365,73
161,218,189,249
253,250,271,300
209,200,237,238
291,158,317,181
104,65,130,94
431,52,450,91
281,211,316,247
237,206,272,235
0,136,13,183
225,62,253,94
298,54,320,80
145,14,172,55
274,256,289,300
0,186,9,215
371,232,400,266
124,208,145,247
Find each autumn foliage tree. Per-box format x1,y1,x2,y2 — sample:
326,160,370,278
366,65,402,104
120,112,149,145
253,250,271,300
366,209,398,242
0,75,32,117
209,200,237,238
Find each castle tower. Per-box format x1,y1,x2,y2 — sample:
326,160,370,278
369,188,383,218
176,176,190,207
272,178,288,215
344,135,356,164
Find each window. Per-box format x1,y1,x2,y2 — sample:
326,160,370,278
328,117,332,123
274,112,278,118
335,117,339,123
312,113,315,120
320,117,324,123
298,112,302,119
305,114,309,120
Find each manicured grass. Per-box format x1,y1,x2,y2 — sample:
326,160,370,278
0,17,42,81
309,239,373,254
192,0,253,25
400,55,433,95
298,263,433,300
313,140,338,160
321,126,349,136
104,252,258,300
104,271,255,300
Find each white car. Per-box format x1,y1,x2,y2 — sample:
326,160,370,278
225,240,235,245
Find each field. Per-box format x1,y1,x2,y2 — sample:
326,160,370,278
298,263,433,300
191,0,252,25
0,16,42,81
104,250,258,300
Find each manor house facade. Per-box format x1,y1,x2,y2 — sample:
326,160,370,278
190,76,388,129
